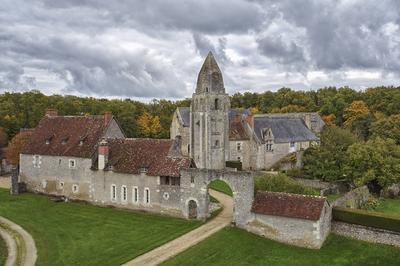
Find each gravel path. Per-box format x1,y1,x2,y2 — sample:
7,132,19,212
0,216,37,266
123,189,233,266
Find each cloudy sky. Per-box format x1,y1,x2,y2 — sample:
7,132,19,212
1,0,400,100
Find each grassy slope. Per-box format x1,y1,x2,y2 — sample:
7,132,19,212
164,227,400,266
208,180,233,196
374,198,400,216
0,189,200,266
0,232,6,266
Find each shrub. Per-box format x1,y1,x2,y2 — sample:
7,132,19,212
254,174,319,196
332,207,400,232
226,160,242,171
361,197,381,211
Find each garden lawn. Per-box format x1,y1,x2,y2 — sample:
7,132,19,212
373,198,400,217
0,232,6,265
0,188,201,266
163,227,400,266
208,180,233,196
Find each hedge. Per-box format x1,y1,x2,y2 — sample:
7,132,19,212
226,160,242,171
332,207,400,232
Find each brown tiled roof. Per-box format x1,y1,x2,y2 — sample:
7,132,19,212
107,138,192,177
229,121,249,140
251,191,326,221
22,115,111,158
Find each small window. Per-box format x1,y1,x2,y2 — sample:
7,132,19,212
69,159,76,169
214,98,219,110
265,141,273,152
215,140,219,148
191,175,195,184
45,139,50,145
140,167,148,173
187,144,190,154
121,185,127,202
72,184,79,193
205,87,209,92
33,155,40,168
111,184,117,201
79,140,84,146
163,192,170,200
133,187,139,203
144,188,150,204
237,142,242,151
290,142,296,148
59,181,64,190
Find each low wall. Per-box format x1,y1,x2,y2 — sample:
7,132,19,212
332,221,400,248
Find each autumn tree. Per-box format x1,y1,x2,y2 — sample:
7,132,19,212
137,112,162,138
343,100,373,139
6,130,33,166
0,127,8,147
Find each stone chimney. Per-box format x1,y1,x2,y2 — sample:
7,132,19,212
98,139,109,170
45,108,58,117
104,111,112,126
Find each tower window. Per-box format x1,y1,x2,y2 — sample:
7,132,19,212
206,87,209,92
215,140,220,147
214,99,219,110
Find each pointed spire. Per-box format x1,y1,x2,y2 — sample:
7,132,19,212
196,51,225,94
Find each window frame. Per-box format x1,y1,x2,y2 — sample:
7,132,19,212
132,186,139,204
69,159,76,169
144,187,150,204
111,184,117,202
72,184,79,194
121,185,127,203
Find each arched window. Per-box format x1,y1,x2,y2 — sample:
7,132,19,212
214,99,219,110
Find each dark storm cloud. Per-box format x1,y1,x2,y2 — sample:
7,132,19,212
0,0,400,98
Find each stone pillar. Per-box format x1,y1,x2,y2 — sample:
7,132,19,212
98,139,109,170
10,167,19,195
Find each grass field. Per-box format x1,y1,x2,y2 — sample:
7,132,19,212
208,180,233,196
163,227,400,266
373,198,400,216
0,188,201,266
0,232,6,266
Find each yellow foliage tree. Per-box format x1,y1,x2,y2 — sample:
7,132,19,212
137,112,162,138
249,107,260,114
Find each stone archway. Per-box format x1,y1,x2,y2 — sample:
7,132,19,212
188,200,198,219
180,169,255,225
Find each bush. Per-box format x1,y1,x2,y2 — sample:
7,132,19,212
333,207,400,232
254,174,319,196
361,197,381,211
226,160,242,171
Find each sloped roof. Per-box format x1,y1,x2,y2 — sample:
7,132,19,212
107,138,192,177
253,117,318,143
252,191,326,221
229,121,249,140
177,107,190,127
22,115,110,158
262,113,325,133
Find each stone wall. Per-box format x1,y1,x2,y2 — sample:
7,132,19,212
334,185,370,209
243,201,331,249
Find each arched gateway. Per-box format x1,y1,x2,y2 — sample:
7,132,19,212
180,168,255,226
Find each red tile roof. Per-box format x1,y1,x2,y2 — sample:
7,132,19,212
251,191,326,221
229,120,249,140
22,115,111,158
107,138,192,177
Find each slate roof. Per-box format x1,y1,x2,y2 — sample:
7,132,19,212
106,138,192,177
22,115,111,158
177,107,190,127
262,113,325,133
251,191,326,221
253,117,318,143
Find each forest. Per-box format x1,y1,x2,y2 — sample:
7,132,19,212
1,86,400,189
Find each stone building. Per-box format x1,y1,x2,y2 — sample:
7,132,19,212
171,52,323,170
18,52,331,249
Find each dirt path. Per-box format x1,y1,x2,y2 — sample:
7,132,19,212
123,189,233,266
0,217,37,266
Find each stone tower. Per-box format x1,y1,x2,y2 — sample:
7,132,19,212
190,52,230,169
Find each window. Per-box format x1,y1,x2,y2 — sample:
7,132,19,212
33,155,40,168
133,187,139,203
72,184,79,193
290,142,296,148
237,156,242,162
59,181,64,190
140,167,148,174
236,142,242,151
45,139,50,145
111,184,117,201
121,185,127,202
214,98,219,110
187,144,190,154
206,87,209,92
144,188,150,204
163,192,170,200
265,140,273,152
215,140,219,148
191,175,195,184
69,159,76,169
161,176,180,186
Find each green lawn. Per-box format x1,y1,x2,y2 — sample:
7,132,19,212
163,227,400,266
208,180,233,196
0,188,201,266
373,198,400,216
0,232,6,266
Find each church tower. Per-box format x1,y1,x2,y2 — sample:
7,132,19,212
190,52,230,169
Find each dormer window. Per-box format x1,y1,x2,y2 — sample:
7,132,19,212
46,140,50,145
61,137,69,145
45,135,53,145
79,140,84,146
140,167,149,174
79,135,87,146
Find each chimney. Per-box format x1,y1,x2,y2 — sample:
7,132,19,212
45,108,58,117
104,111,112,126
98,139,109,170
